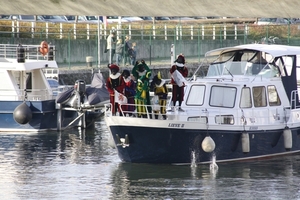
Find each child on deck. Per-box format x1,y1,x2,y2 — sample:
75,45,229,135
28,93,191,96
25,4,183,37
122,69,136,116
151,72,168,120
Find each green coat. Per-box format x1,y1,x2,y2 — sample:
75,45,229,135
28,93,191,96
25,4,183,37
132,61,151,80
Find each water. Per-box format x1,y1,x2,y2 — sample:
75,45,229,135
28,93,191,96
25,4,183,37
1,117,300,200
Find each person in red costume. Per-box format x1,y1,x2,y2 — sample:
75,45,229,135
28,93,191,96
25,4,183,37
122,69,136,116
170,54,188,112
106,64,126,115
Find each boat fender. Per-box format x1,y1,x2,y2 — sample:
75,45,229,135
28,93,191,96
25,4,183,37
39,41,49,56
283,127,292,150
201,136,215,153
13,102,32,124
241,132,250,153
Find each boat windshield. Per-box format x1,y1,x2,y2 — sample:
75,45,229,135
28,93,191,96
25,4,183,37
206,61,279,77
205,50,279,77
207,61,249,76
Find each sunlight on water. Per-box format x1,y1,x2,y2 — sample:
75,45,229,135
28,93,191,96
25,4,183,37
190,151,197,168
210,153,218,178
190,151,197,178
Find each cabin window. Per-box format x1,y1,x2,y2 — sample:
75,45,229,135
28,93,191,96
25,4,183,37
186,85,205,105
215,115,234,125
267,85,281,106
253,86,267,107
210,86,236,108
240,87,252,108
188,116,208,123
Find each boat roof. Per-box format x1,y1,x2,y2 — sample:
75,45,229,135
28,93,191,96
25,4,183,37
0,59,58,71
0,43,58,71
205,44,300,58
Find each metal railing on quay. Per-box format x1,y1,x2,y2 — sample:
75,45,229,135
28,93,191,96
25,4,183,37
1,21,300,68
0,20,300,44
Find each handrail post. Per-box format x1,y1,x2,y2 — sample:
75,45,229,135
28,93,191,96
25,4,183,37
68,28,73,69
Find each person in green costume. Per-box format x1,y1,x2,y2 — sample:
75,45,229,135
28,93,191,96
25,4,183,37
131,60,151,81
135,71,152,118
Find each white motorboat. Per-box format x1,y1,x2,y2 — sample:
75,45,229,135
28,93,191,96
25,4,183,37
0,42,106,132
104,43,300,164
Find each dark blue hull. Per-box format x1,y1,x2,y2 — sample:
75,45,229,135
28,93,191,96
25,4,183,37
110,125,300,164
0,100,78,131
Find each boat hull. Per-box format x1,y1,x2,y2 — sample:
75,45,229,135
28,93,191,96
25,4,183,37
0,100,78,132
108,121,300,164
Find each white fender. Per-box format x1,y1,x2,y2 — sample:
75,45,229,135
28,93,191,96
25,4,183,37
283,127,292,150
201,136,216,153
241,132,250,153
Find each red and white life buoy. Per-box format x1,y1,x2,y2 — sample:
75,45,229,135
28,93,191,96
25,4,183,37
39,41,49,56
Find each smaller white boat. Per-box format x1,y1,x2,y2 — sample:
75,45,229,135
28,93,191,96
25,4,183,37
0,42,105,132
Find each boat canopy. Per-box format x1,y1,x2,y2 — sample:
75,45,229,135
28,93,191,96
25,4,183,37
205,44,300,58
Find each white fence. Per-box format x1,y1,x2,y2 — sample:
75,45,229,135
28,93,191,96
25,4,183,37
4,20,250,41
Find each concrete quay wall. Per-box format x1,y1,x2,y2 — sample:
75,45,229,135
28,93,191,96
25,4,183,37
59,63,200,85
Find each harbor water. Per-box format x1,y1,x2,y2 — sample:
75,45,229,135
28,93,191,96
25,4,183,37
1,116,300,200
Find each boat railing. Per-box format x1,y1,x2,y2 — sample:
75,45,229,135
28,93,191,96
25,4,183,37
0,88,55,101
104,103,290,126
0,44,55,61
291,89,299,109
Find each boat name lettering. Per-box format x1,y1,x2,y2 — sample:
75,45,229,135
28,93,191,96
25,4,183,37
168,123,184,128
249,126,258,130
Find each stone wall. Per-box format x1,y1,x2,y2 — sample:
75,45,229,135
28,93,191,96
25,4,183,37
59,63,201,85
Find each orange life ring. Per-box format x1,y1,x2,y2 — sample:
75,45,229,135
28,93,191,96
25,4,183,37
39,41,49,56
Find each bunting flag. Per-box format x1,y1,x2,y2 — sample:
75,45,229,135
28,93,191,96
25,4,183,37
114,90,127,104
102,16,108,27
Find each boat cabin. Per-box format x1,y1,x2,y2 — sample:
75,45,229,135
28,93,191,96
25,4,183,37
168,44,300,125
0,44,57,101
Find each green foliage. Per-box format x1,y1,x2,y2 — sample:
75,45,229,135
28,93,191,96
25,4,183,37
1,20,300,43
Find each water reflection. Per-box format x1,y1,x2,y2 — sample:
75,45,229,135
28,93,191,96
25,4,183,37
1,119,300,199
110,155,300,199
0,120,120,200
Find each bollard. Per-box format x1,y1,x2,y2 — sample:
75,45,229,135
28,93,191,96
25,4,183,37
86,56,93,67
